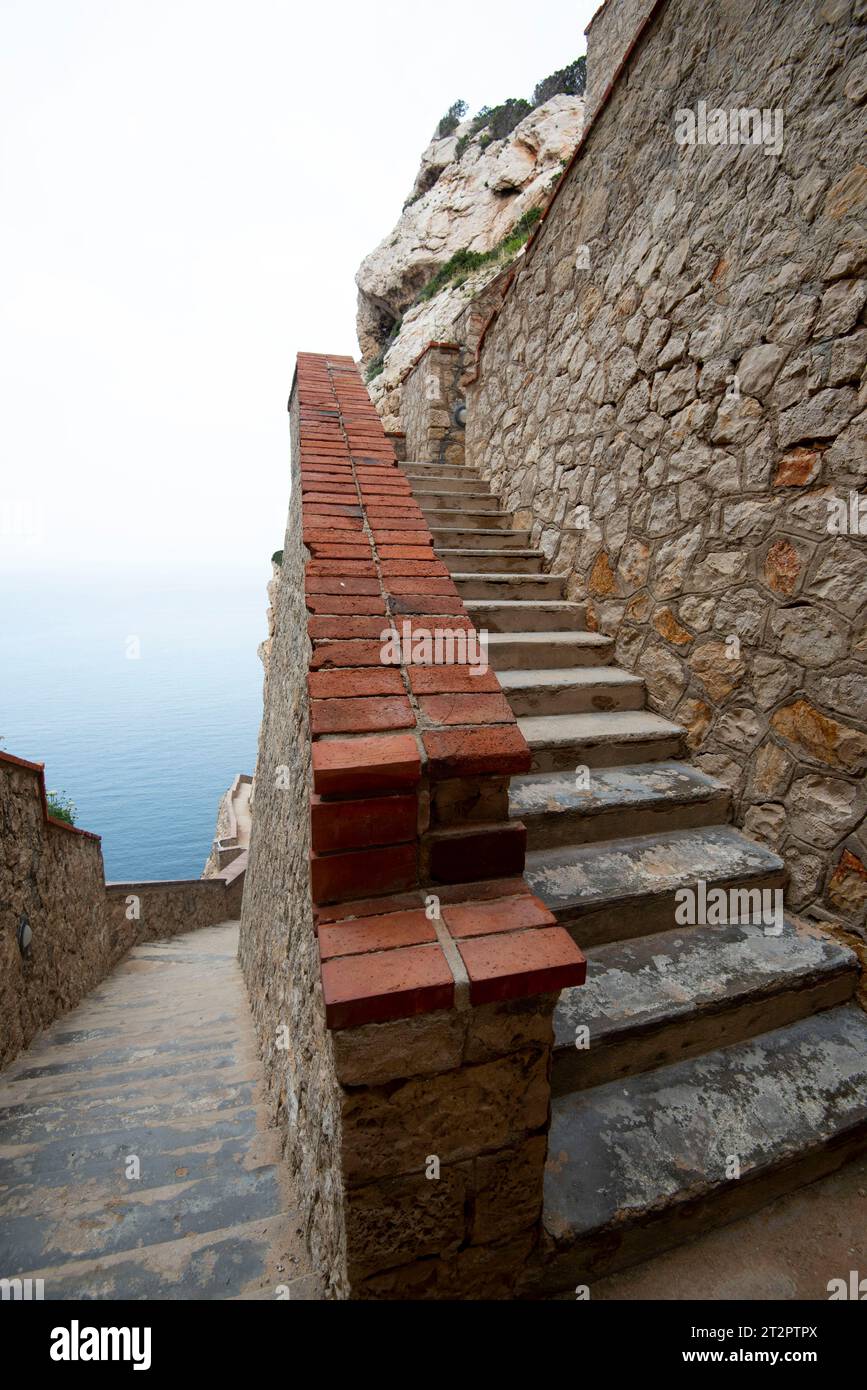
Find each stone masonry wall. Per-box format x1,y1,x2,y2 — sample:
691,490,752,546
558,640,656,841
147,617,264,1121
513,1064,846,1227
238,378,349,1297
402,344,466,465
467,0,867,930
583,0,659,119
1,754,114,1068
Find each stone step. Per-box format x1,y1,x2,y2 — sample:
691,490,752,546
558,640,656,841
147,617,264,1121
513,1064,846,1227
518,709,687,772
524,822,787,946
452,572,566,602
402,461,480,481
407,475,492,496
552,917,857,1096
430,527,532,549
416,490,501,512
510,760,731,850
499,666,645,719
486,630,616,670
422,509,514,530
533,1003,867,1294
466,600,587,634
437,549,545,575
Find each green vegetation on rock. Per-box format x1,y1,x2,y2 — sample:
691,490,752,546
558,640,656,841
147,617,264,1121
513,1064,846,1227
415,207,542,304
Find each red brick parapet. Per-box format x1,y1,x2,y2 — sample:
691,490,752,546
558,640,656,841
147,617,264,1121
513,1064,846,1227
296,351,585,1030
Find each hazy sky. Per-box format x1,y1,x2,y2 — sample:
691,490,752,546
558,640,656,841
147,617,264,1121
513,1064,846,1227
0,0,597,579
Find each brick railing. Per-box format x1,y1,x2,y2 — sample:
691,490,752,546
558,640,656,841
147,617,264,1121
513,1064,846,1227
297,351,585,1032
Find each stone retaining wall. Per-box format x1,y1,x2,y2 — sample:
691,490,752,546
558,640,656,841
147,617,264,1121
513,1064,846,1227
239,351,585,1298
466,0,867,930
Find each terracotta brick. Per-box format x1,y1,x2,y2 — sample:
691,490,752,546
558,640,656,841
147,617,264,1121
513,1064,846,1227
372,530,433,545
423,727,532,780
428,823,526,883
306,596,388,617
310,639,394,668
457,928,586,1006
320,943,453,1029
441,895,556,939
308,617,394,641
303,519,364,537
304,577,381,596
311,792,417,854
391,596,466,616
380,561,450,577
319,908,436,959
308,668,405,699
311,842,418,905
419,693,516,726
302,503,364,518
305,544,373,560
377,546,435,559
311,695,415,735
314,889,427,925
312,733,421,796
408,666,500,695
386,579,459,596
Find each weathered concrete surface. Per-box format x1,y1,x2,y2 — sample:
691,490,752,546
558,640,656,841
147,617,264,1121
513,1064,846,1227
0,923,313,1300
534,1003,867,1294
586,1151,867,1301
553,917,857,1091
525,822,786,943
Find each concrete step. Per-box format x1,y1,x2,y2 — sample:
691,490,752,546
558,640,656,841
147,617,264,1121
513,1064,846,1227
407,475,492,496
552,917,858,1095
416,490,501,512
452,573,566,602
524,822,787,946
499,666,645,719
486,630,616,670
510,760,731,849
422,509,514,530
437,549,545,575
402,461,480,482
466,600,587,634
430,527,532,549
518,709,687,772
534,1003,867,1293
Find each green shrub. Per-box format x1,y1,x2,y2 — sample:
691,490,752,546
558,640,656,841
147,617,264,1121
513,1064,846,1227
436,99,468,140
532,57,586,107
272,550,283,567
414,206,544,304
47,791,76,826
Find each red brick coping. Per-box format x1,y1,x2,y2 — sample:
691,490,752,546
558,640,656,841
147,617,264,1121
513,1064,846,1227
0,750,101,841
296,351,585,1029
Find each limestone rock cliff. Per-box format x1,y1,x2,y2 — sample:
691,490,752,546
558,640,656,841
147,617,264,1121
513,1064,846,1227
356,90,585,430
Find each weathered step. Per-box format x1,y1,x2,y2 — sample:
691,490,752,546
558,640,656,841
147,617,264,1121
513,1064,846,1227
524,823,787,946
422,509,514,530
416,490,500,512
499,667,645,719
407,475,492,496
552,917,858,1095
533,1003,867,1294
437,549,545,575
402,462,479,481
453,573,566,602
431,527,532,549
518,709,686,772
466,600,587,633
486,630,616,670
510,759,731,849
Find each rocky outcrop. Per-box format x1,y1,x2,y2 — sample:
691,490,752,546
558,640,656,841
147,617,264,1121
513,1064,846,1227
356,93,584,432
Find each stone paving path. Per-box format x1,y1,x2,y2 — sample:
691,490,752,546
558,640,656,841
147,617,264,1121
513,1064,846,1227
0,923,314,1300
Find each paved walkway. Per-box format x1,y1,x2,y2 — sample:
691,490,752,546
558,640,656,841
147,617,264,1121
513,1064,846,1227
0,924,313,1300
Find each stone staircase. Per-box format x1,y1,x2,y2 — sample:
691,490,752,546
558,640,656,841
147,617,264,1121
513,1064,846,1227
403,456,867,1297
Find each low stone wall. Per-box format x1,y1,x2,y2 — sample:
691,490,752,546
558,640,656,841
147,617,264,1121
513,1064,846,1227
467,0,867,929
105,867,244,951
239,350,585,1298
1,753,113,1068
402,343,465,464
1,751,247,1070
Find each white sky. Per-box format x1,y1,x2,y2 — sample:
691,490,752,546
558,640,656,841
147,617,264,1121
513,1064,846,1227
0,0,597,579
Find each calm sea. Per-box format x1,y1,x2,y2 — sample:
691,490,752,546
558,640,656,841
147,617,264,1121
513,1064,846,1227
0,569,268,881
